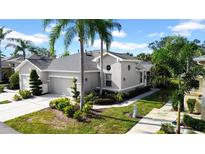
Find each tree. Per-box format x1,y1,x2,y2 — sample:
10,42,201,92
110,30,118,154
149,36,205,134
0,27,12,82
92,20,121,96
60,50,70,57
29,70,42,96
71,78,80,100
5,38,37,59
136,53,151,61
28,46,51,57
43,19,99,110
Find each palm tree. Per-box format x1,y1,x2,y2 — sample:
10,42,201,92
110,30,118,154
0,27,12,82
93,20,121,96
5,38,37,60
43,19,98,109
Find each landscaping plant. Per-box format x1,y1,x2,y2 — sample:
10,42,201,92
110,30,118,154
13,94,22,101
19,90,32,99
9,71,19,89
71,78,80,100
0,85,4,93
29,70,43,96
187,98,196,113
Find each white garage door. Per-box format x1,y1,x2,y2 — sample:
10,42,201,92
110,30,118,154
21,75,30,90
49,77,73,96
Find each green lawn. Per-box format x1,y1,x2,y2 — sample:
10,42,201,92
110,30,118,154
5,89,170,134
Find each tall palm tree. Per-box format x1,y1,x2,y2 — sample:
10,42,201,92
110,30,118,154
5,38,37,60
43,19,97,109
0,27,12,82
93,20,121,96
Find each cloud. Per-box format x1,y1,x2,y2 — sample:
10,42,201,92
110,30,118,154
92,39,148,50
111,30,127,38
148,32,164,37
4,28,49,45
169,20,205,37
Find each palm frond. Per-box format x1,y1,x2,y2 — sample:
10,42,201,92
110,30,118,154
64,26,76,49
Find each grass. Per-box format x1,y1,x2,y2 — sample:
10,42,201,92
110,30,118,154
0,100,11,104
5,89,170,134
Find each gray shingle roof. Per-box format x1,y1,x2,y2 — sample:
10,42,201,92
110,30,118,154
45,52,98,72
27,55,53,70
109,51,137,60
136,61,153,71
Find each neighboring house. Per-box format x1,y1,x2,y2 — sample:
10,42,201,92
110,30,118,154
15,50,152,96
1,55,24,81
193,55,205,120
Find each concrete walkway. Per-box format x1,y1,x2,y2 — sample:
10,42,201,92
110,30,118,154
127,100,177,134
0,122,20,134
93,88,160,109
0,94,61,122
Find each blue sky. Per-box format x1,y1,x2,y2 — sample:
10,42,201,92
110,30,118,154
1,19,205,57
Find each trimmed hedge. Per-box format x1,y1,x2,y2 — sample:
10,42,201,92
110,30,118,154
94,98,115,105
183,114,205,132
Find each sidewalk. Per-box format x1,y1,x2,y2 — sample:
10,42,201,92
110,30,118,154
93,88,160,109
0,122,20,134
127,100,177,134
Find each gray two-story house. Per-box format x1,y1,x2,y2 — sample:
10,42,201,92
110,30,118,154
15,50,152,96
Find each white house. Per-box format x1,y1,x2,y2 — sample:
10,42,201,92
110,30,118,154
15,50,152,96
194,55,205,120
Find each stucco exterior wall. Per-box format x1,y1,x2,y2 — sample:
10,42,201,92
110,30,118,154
121,61,143,90
100,54,121,90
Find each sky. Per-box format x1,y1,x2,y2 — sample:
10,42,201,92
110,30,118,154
1,19,205,57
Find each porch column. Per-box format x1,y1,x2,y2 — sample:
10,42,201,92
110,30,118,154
202,79,205,120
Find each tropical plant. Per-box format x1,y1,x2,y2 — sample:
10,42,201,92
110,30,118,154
149,36,205,133
29,70,43,96
60,50,70,57
43,19,108,110
92,20,121,96
5,38,37,59
136,53,151,61
71,78,80,100
0,27,12,82
9,71,19,89
187,98,196,113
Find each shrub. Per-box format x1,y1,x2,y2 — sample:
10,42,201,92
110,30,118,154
55,98,70,111
63,105,75,117
94,98,115,105
187,99,196,113
115,92,126,102
9,72,19,89
19,90,32,99
71,78,80,100
29,70,43,96
49,97,70,110
82,102,93,113
13,94,22,101
73,110,84,121
156,130,166,134
0,85,4,93
84,91,98,103
183,114,205,132
159,123,175,134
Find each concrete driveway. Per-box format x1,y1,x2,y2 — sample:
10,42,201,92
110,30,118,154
0,90,62,122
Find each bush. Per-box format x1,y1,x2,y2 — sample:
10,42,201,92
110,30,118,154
49,97,70,110
73,110,84,121
187,99,196,113
13,94,22,101
71,78,80,100
115,92,126,102
19,90,32,99
84,92,98,103
0,85,4,93
156,130,166,134
94,98,115,105
159,123,175,134
82,102,93,113
29,70,43,96
127,86,151,99
183,114,205,132
63,105,75,117
9,72,19,89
